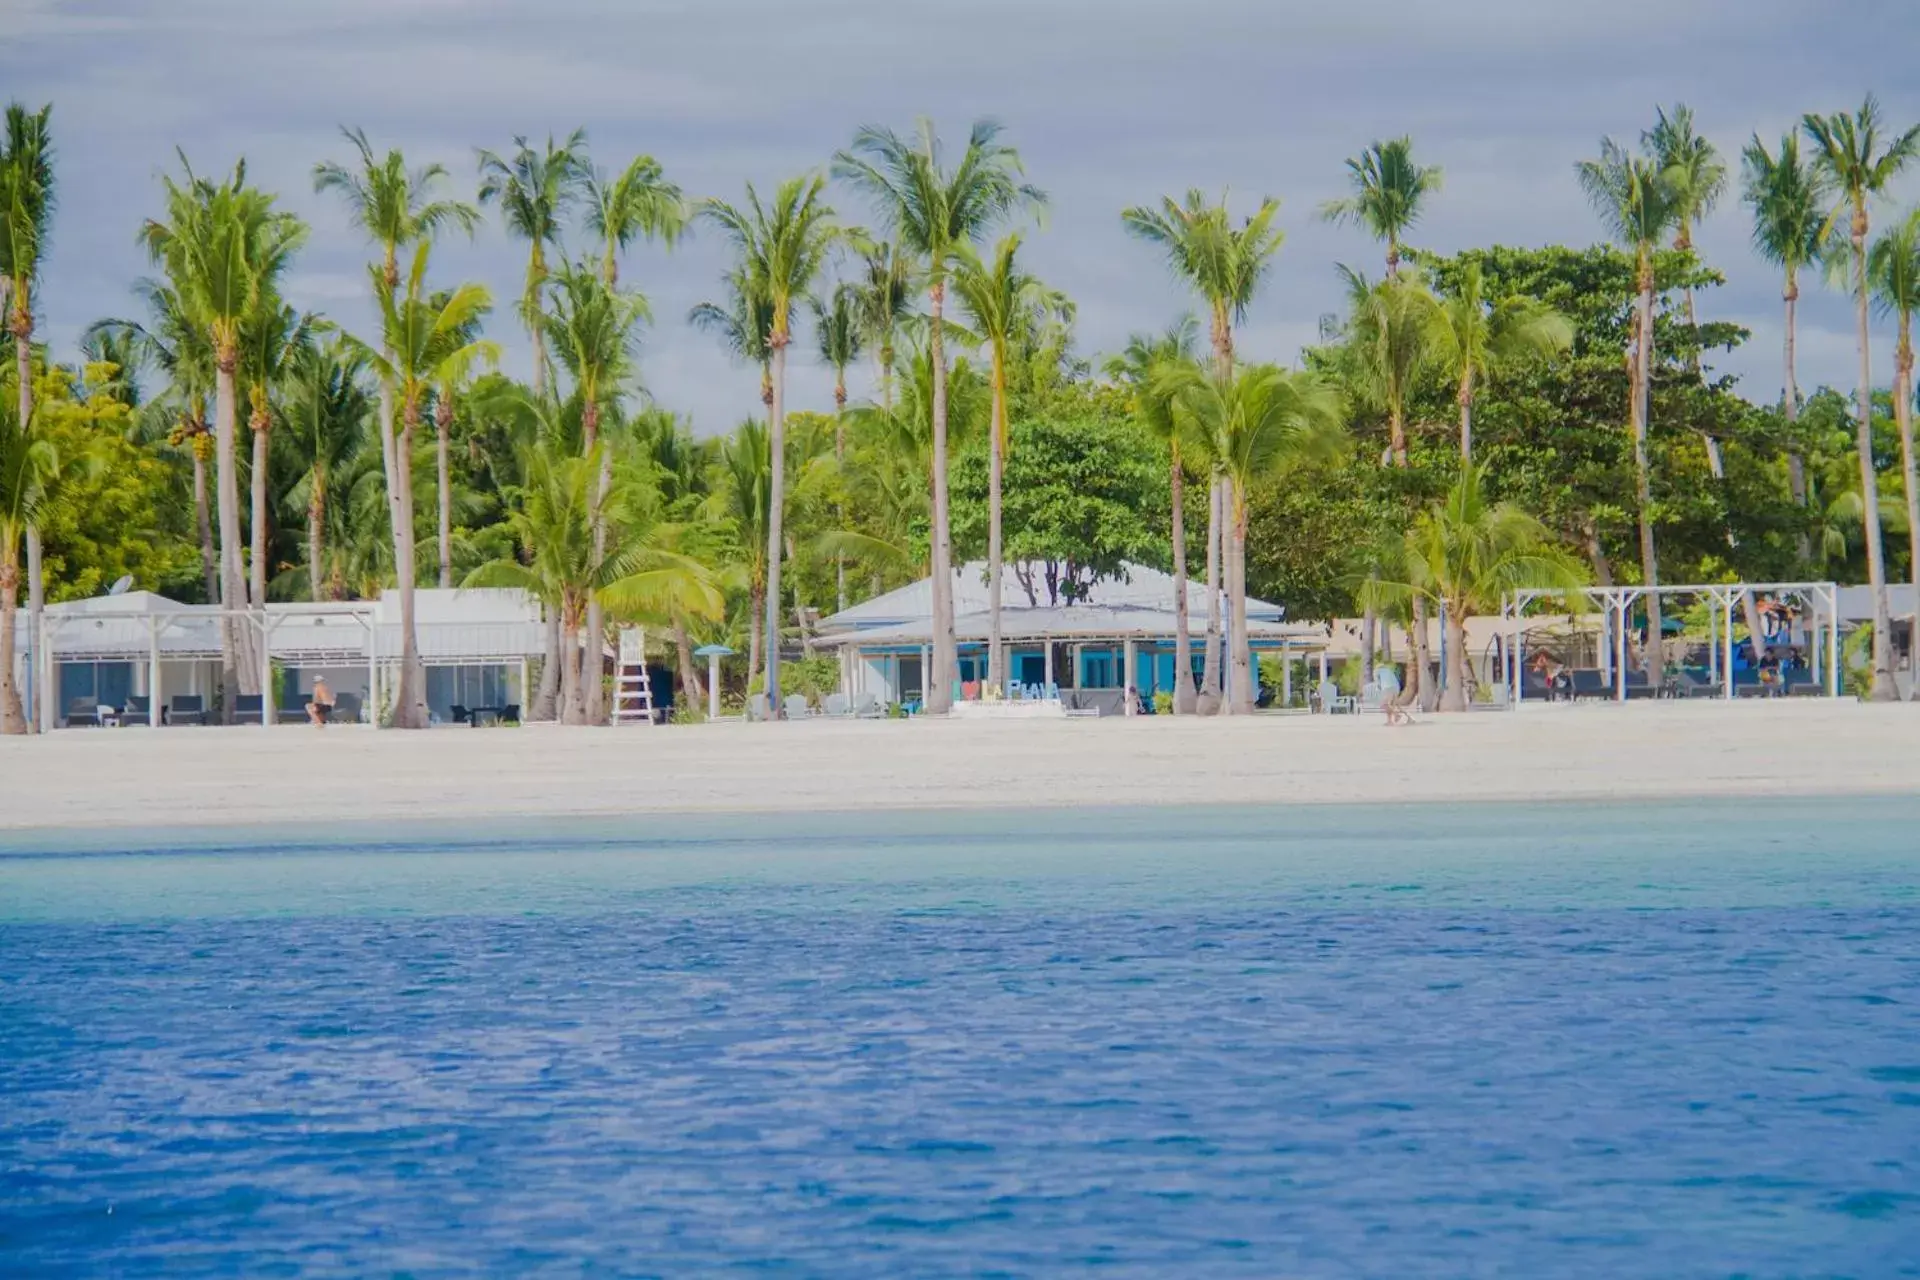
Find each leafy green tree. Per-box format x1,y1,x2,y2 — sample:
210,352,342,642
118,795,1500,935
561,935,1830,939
1579,135,1683,681
1319,136,1442,277
1742,130,1831,517
1366,466,1588,711
699,176,839,711
1804,95,1920,700
477,129,587,396
836,118,1045,714
1870,207,1920,644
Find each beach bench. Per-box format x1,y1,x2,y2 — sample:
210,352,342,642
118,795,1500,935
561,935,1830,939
232,694,264,725
169,695,207,726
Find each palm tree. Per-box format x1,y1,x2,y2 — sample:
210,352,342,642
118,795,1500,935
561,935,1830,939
140,155,306,713
79,323,148,408
812,281,865,611
1159,361,1346,713
1870,207,1920,694
1368,467,1588,711
1742,131,1831,521
1338,266,1442,706
0,399,57,732
713,418,773,681
835,119,1045,715
853,240,915,412
950,232,1070,688
1,102,53,731
428,312,488,590
585,154,685,285
1428,261,1572,462
1644,105,1727,386
1804,96,1920,702
346,243,499,727
1106,316,1200,713
241,301,315,608
699,175,840,712
541,261,647,722
1121,189,1283,706
477,129,587,396
467,441,721,720
1578,136,1683,683
690,268,776,410
281,340,371,601
1319,137,1442,278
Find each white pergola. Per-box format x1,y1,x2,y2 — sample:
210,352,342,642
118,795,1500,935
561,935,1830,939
1501,582,1840,704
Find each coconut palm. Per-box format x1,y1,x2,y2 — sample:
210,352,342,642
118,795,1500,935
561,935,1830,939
241,301,315,608
1121,190,1283,706
541,261,648,721
1578,136,1683,683
0,400,56,732
1742,131,1831,519
1,102,53,730
477,129,587,396
1870,207,1920,694
690,269,776,410
811,281,865,610
79,324,147,408
1106,316,1201,713
1428,261,1572,462
140,155,306,712
835,119,1045,715
1158,361,1346,713
1319,136,1442,277
585,153,685,285
712,418,773,680
1369,467,1589,711
853,240,915,411
345,243,499,727
1644,105,1727,385
950,232,1070,687
1804,96,1920,702
281,340,371,601
698,175,840,712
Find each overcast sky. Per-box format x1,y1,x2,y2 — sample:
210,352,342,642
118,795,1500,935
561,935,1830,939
6,0,1919,434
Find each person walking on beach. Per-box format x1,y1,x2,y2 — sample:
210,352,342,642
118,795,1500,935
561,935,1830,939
308,677,336,727
1377,664,1411,726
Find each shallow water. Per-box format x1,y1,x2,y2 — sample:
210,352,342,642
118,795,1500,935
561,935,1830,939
3,799,1918,1276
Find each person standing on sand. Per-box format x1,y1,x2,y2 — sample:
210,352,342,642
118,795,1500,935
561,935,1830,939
308,677,336,727
1377,664,1411,726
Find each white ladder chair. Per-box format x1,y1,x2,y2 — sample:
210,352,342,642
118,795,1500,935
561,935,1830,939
611,628,656,725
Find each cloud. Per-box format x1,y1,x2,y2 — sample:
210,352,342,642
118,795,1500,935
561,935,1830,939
5,0,1920,433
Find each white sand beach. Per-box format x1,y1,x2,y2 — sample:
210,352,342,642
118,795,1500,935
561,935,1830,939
1,700,1916,833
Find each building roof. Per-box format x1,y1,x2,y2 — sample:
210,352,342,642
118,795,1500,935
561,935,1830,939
823,603,1318,648
820,561,1284,634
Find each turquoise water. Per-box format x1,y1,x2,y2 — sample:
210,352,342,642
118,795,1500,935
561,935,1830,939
2,800,1918,1275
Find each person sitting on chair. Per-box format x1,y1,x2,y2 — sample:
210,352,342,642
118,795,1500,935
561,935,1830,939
308,676,336,727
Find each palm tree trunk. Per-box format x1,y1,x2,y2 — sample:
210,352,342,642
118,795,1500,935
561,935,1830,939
1895,320,1920,702
1,557,25,734
926,285,955,715
1459,372,1474,464
392,405,428,728
764,340,790,715
559,608,582,724
193,450,217,602
1851,226,1898,701
987,371,1005,692
308,482,326,602
1169,445,1194,714
1408,596,1435,711
835,381,848,614
1227,484,1253,714
673,615,704,715
249,419,270,608
16,330,43,733
1441,606,1471,712
1632,270,1665,684
1359,607,1377,690
533,610,561,721
1199,475,1222,709
437,405,453,589
582,435,612,726
1784,277,1811,563
747,583,764,689
215,360,260,714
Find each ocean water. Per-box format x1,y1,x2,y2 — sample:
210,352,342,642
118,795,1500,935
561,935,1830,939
2,799,1918,1277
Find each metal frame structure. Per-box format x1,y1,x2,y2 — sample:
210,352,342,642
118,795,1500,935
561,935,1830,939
1501,582,1840,705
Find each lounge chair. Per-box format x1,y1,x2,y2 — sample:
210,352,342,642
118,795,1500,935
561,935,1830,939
853,691,884,718
783,693,813,720
1623,670,1659,700
1569,669,1609,700
122,695,151,725
169,694,207,726
328,692,362,724
747,693,770,722
232,694,264,725
500,703,521,724
821,693,851,718
1357,684,1385,715
278,694,314,724
1315,678,1355,715
450,703,471,725
65,697,99,728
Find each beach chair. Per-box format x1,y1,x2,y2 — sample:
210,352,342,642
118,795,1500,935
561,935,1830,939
822,693,851,718
169,694,207,726
278,694,314,724
232,694,264,725
328,692,362,724
1623,670,1658,700
1315,678,1354,715
1357,684,1384,715
853,691,884,718
122,695,151,725
783,693,813,720
1569,669,1608,700
450,703,471,725
64,697,99,728
747,693,770,722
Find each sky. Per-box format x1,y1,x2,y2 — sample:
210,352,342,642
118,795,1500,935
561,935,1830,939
5,0,1920,435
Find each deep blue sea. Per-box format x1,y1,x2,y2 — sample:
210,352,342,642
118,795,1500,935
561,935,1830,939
3,799,1918,1277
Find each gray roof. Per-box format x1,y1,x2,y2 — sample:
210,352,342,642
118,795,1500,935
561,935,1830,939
820,561,1283,634
822,603,1318,647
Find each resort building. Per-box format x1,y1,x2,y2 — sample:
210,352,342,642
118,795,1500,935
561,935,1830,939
8,588,547,728
815,561,1324,713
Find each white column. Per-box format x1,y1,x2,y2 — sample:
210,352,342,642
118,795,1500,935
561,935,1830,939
367,609,379,728
1043,640,1053,691
1123,638,1137,716
707,653,722,721
1827,590,1840,698
1722,591,1735,700
920,643,931,705
259,616,275,729
1281,643,1292,707
148,617,163,727
1614,598,1627,701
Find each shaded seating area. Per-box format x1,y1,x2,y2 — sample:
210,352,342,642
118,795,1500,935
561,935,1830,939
169,695,207,725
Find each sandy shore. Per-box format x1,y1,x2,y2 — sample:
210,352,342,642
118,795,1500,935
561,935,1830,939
1,700,1916,834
